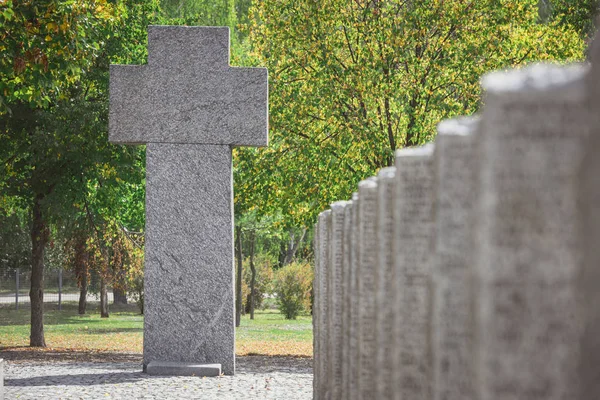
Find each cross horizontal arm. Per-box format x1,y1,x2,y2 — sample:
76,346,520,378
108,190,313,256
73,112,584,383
109,26,268,147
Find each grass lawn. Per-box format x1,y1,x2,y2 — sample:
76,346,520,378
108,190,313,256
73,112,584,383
0,302,313,357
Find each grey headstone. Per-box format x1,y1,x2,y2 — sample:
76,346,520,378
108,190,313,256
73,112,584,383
374,167,396,400
348,192,360,400
146,361,221,377
357,178,379,400
109,26,268,375
0,358,3,400
317,210,332,400
474,63,589,399
313,221,321,400
341,200,353,400
431,117,478,400
393,144,435,400
329,201,349,399
578,32,600,400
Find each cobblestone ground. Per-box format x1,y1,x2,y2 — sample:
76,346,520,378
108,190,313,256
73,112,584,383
4,356,313,399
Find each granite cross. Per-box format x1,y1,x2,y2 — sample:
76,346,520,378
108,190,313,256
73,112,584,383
109,26,268,376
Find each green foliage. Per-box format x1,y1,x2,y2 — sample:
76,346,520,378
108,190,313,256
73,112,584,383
273,262,313,320
0,211,30,269
241,0,585,227
0,0,120,113
545,0,599,39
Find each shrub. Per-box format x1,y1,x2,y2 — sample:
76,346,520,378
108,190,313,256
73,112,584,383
273,262,313,320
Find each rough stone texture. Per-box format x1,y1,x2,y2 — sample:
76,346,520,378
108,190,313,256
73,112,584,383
374,167,396,400
1,358,3,400
474,63,590,400
578,34,600,400
313,221,320,400
109,26,268,376
340,200,353,400
317,210,332,400
109,26,268,147
146,362,221,377
431,117,478,400
357,178,378,400
143,143,235,374
348,192,360,400
329,201,348,399
394,144,435,400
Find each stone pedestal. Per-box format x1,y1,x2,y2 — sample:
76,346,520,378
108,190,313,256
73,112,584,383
329,201,349,399
317,210,332,399
394,145,435,400
341,200,353,400
432,117,478,400
357,178,378,400
474,63,589,399
348,192,360,400
375,167,396,400
578,34,600,400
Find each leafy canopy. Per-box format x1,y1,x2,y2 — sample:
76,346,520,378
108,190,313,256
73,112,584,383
241,0,585,227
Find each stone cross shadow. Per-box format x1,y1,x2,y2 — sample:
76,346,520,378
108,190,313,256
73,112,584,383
109,25,268,376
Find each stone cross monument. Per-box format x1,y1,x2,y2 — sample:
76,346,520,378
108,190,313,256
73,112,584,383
109,25,268,376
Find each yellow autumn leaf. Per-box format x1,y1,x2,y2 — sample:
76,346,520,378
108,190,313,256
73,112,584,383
45,35,52,41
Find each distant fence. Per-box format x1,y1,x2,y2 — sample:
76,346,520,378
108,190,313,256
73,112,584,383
0,267,113,310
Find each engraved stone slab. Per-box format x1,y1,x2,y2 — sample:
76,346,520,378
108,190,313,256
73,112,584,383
348,192,360,400
432,117,478,400
474,63,590,399
329,201,349,399
0,358,3,400
341,200,353,400
109,26,269,375
317,210,332,400
313,221,321,400
393,144,435,400
578,35,600,400
357,178,378,399
375,167,396,400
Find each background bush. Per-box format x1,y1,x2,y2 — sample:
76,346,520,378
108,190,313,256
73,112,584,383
273,262,313,320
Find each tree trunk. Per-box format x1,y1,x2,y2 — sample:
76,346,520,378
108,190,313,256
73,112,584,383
100,278,109,318
235,225,243,327
30,195,48,347
249,230,256,320
75,235,89,315
78,281,88,315
113,287,128,305
283,227,307,266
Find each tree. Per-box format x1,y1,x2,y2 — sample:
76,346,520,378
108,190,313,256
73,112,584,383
543,0,600,40
0,0,158,346
244,0,584,228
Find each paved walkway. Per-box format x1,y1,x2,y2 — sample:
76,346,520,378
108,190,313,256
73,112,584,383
4,356,313,399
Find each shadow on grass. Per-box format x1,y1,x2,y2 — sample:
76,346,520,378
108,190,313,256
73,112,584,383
0,347,142,363
80,327,143,334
